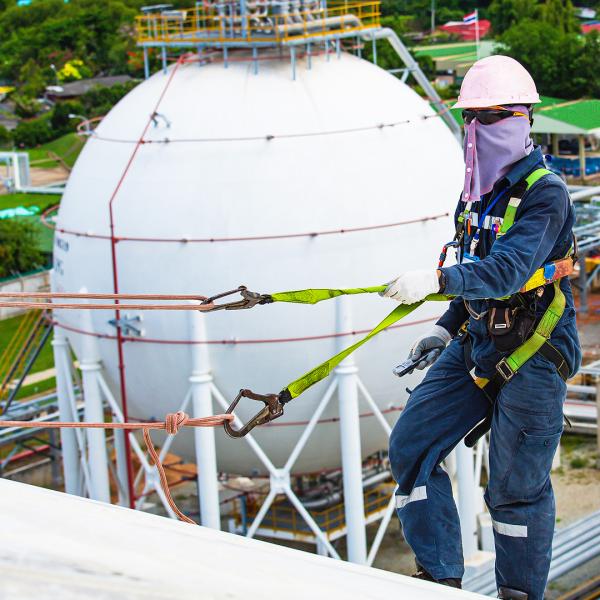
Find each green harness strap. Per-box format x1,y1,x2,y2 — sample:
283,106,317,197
283,293,449,399
498,167,552,235
503,280,565,374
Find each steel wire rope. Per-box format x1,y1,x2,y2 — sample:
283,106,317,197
81,105,451,145
42,204,450,243
46,313,440,344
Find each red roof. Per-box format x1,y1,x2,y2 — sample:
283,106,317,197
439,19,491,41
582,22,600,34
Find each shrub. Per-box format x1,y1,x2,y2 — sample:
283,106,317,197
12,117,54,147
0,220,44,278
0,125,12,148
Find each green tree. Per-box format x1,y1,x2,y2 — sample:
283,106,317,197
50,100,83,135
12,117,54,147
540,0,579,33
17,59,47,98
573,31,600,97
488,0,539,35
0,125,12,149
0,220,44,279
498,19,590,98
0,0,141,81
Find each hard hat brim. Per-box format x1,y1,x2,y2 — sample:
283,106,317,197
453,94,541,109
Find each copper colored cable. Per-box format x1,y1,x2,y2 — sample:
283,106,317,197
0,302,216,311
0,411,234,525
0,292,208,300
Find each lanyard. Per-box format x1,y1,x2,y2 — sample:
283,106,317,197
468,187,509,256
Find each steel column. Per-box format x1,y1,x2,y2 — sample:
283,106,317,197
189,308,221,529
113,428,131,506
455,441,478,560
161,46,167,74
143,47,150,79
335,296,367,564
79,304,110,503
52,328,82,496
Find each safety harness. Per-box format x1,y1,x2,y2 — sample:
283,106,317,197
455,168,574,446
218,168,575,439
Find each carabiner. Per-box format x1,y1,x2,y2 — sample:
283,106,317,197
438,240,459,268
201,286,272,311
224,389,285,438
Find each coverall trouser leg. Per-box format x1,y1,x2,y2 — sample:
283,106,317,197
389,340,489,581
389,341,565,600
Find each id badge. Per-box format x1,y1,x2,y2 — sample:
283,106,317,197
462,253,480,264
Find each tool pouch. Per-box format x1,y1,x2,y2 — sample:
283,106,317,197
487,303,536,353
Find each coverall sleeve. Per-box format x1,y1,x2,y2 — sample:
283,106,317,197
441,180,570,300
436,296,468,337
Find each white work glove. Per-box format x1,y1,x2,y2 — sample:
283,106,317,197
381,270,440,304
409,325,452,370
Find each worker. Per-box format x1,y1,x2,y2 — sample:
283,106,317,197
383,55,581,600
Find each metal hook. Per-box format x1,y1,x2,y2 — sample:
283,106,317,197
201,286,272,311
224,389,285,438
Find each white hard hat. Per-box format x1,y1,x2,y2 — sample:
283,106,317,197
454,55,541,109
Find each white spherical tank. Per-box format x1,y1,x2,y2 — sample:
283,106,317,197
53,51,463,475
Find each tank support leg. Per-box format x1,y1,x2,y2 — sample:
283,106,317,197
80,302,111,503
52,328,83,496
335,296,367,564
190,309,221,529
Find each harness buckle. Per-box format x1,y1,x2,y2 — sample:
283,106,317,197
496,358,515,382
201,286,271,311
223,389,285,438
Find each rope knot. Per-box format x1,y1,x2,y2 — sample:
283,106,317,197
165,411,189,434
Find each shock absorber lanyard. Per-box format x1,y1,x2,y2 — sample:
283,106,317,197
221,286,450,437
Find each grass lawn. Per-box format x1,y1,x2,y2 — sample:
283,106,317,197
26,133,86,169
0,192,60,254
0,192,59,211
0,312,55,376
15,376,56,400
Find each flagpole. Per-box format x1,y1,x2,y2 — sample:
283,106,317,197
475,9,480,59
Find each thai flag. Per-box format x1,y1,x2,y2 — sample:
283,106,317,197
463,10,478,24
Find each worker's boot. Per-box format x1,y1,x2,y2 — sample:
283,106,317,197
498,586,528,599
412,561,462,589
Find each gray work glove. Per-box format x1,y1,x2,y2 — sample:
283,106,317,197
408,325,452,370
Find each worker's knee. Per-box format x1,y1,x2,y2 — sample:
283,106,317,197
388,415,421,487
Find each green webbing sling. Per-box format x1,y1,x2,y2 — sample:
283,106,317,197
271,286,386,304
224,288,451,438
281,293,449,399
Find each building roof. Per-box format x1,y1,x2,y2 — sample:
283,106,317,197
541,100,600,133
46,75,133,98
445,96,600,136
0,478,479,600
413,41,495,76
438,19,491,42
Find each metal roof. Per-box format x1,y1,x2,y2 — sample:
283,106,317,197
446,95,600,135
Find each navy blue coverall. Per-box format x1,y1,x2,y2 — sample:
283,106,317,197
389,147,581,599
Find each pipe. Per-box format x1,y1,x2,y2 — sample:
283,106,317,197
301,470,392,510
364,28,462,141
